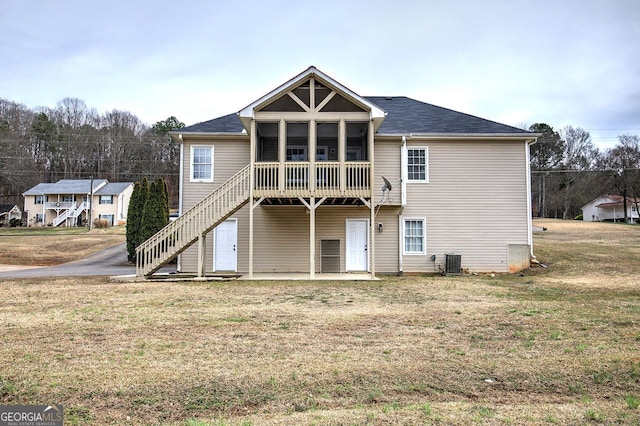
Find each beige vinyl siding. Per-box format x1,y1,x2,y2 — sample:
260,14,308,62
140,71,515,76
180,137,250,273
402,140,529,273
253,206,310,272
252,205,399,274
373,139,402,205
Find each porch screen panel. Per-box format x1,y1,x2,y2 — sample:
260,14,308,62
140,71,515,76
256,122,279,162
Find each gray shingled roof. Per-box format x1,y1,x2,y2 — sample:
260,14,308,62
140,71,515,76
180,113,245,133
178,96,529,135
366,96,527,134
23,179,111,195
0,204,19,214
95,182,133,195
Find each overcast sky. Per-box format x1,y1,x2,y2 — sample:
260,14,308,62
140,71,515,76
2,0,639,148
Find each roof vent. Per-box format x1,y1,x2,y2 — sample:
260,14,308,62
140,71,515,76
385,96,393,100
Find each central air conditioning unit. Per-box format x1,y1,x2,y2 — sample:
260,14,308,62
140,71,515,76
445,253,462,274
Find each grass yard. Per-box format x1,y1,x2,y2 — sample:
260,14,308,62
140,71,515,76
0,219,639,425
0,226,125,266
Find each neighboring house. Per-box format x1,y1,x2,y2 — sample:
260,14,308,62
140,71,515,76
0,204,22,226
582,195,640,223
136,66,538,278
23,179,133,227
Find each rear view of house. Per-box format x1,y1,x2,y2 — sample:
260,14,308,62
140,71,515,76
136,66,538,278
23,179,133,227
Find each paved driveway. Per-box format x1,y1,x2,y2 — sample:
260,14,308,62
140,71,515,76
0,243,176,279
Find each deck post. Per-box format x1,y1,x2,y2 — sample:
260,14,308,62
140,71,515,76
369,120,375,279
197,233,206,279
249,121,256,279
310,196,315,279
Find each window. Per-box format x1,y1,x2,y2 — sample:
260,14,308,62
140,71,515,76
99,195,113,204
35,195,47,205
62,195,74,203
36,214,45,224
191,146,214,182
99,214,114,226
407,147,428,182
404,219,426,254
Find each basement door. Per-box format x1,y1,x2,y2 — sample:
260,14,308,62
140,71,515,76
214,219,237,271
346,219,368,272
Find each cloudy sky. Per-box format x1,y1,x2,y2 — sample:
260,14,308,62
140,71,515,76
1,0,639,148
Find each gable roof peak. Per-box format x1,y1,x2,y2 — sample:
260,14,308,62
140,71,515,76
237,66,386,131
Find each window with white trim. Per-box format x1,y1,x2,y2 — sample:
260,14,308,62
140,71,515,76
99,195,113,204
404,218,426,254
191,146,214,182
407,147,428,182
35,195,47,205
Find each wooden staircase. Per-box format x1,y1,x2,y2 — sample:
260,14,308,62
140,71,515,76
136,165,250,277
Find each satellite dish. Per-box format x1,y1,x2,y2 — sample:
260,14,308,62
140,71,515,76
381,176,393,192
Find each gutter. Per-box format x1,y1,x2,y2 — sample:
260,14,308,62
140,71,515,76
398,136,408,274
376,133,541,141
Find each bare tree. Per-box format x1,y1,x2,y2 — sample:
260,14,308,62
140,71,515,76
600,134,640,222
529,123,564,217
556,126,599,219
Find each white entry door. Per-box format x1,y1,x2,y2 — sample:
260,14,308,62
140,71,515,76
215,220,237,271
346,219,368,271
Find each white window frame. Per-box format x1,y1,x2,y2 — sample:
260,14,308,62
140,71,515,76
406,147,429,183
62,195,74,203
35,195,47,205
99,195,113,204
403,218,426,255
286,145,307,161
190,145,214,182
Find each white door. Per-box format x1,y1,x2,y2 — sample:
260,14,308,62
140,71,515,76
346,219,368,271
215,220,237,271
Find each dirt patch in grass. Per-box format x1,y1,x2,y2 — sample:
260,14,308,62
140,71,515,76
0,227,125,266
1,220,639,425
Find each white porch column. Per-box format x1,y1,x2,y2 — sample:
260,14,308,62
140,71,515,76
310,196,315,279
249,120,257,278
339,119,346,193
369,120,375,279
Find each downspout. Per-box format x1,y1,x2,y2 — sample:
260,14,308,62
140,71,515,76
525,139,535,259
398,136,408,274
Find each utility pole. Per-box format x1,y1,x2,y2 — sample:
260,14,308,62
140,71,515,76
89,175,94,230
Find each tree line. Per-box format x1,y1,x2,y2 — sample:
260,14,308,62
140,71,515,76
0,97,184,208
529,123,640,221
2,96,639,222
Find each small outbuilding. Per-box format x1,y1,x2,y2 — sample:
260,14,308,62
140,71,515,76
582,195,640,223
0,204,22,226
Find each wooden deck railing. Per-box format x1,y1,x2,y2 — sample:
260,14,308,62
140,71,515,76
254,161,370,197
136,164,250,277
